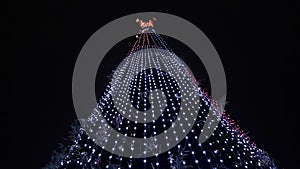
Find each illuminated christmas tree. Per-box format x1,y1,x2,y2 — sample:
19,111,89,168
44,18,277,169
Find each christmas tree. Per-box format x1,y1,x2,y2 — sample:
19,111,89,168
44,18,277,169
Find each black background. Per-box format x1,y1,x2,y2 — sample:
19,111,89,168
9,1,297,169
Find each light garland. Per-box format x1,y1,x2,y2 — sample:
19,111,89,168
44,25,277,169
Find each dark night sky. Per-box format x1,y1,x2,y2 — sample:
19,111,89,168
9,1,296,169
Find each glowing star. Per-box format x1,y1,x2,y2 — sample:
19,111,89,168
136,18,156,29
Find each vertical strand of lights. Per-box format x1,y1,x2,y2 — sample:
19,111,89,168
157,47,211,168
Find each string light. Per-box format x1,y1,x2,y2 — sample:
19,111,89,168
46,20,277,169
